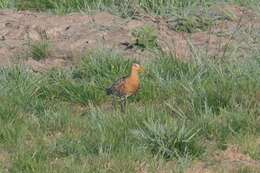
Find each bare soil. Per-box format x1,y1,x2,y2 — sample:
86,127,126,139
0,4,260,71
186,145,260,173
134,145,260,173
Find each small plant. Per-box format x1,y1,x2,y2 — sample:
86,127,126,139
0,0,9,8
16,0,54,11
170,15,213,33
132,25,158,50
132,120,202,159
30,40,51,61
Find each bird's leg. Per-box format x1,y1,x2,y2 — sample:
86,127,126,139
120,97,126,113
112,96,116,110
123,96,127,109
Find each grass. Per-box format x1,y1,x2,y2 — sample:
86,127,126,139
0,0,260,172
170,14,213,33
132,25,158,50
0,48,259,172
29,40,51,61
0,0,260,15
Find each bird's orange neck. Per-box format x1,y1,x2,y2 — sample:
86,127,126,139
129,70,139,81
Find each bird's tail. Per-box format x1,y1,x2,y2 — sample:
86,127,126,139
106,87,112,95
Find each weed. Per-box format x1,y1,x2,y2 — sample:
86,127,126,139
0,0,9,8
72,50,133,83
132,120,202,159
29,40,51,61
171,15,213,33
132,25,158,50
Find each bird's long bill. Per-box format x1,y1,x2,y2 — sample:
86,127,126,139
139,66,145,73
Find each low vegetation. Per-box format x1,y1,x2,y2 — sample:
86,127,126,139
0,49,259,172
132,25,158,50
29,40,51,61
0,0,260,15
0,0,260,172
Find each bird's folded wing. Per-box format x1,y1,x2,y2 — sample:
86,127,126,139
108,76,127,94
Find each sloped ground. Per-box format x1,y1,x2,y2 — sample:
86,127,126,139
0,4,260,173
0,4,259,71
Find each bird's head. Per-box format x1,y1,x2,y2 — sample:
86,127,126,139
132,63,144,73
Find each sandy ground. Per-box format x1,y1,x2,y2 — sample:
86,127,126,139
0,4,259,71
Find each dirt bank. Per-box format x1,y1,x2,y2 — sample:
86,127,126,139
0,4,259,71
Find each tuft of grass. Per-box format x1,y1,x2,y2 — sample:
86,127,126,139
72,49,133,83
132,120,202,160
36,69,104,105
0,0,9,8
15,0,54,11
29,40,51,61
132,25,158,50
171,15,213,33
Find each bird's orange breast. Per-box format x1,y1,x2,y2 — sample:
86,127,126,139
118,77,140,97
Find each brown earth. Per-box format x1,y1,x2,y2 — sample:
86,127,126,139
0,4,260,71
153,146,260,173
186,145,260,173
0,150,10,173
134,145,260,173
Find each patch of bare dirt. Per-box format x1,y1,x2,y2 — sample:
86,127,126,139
215,145,256,164
0,4,260,71
186,145,260,173
0,150,11,173
25,58,67,72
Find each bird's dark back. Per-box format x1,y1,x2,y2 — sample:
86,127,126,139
105,76,127,96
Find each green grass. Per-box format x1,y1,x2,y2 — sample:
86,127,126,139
170,14,213,33
132,25,158,50
0,48,259,172
0,0,260,171
1,0,260,15
29,40,51,61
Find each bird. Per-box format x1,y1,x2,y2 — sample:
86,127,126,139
106,63,144,112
